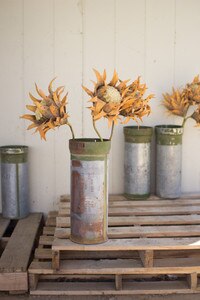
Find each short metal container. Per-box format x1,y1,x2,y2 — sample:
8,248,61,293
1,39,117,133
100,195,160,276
124,126,153,200
0,145,29,219
69,139,111,245
155,125,183,199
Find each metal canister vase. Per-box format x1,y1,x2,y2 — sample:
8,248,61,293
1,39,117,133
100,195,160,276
124,126,153,200
69,139,111,245
155,125,183,199
0,145,29,219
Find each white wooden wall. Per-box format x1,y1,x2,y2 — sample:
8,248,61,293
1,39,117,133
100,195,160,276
0,0,200,213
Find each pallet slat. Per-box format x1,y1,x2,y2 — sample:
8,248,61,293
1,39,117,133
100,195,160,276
29,257,200,275
53,237,200,251
0,213,43,272
57,214,200,228
59,205,200,217
55,225,200,239
30,280,193,296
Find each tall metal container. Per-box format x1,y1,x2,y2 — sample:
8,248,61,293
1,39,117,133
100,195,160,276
124,126,153,200
69,139,111,245
0,145,29,219
155,125,183,199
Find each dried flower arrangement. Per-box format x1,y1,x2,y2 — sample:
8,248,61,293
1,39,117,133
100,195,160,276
21,70,153,141
163,75,200,127
82,69,153,141
21,78,74,140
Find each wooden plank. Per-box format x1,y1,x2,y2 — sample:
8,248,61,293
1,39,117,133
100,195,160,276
0,272,27,291
35,248,52,260
0,216,10,238
108,206,200,216
30,257,200,275
139,250,154,268
0,213,43,272
30,280,192,295
48,211,58,218
52,251,60,270
34,247,200,261
55,225,200,239
43,226,55,236
57,214,200,228
55,228,70,238
29,273,39,290
59,205,200,216
109,199,200,207
53,236,200,251
46,217,56,227
115,274,122,290
59,202,70,209
60,195,70,202
187,273,198,290
59,198,200,209
39,235,54,246
60,194,200,202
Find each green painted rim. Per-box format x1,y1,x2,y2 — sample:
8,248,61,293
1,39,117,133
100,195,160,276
155,125,183,145
124,126,153,143
0,145,28,163
69,139,111,159
124,193,150,200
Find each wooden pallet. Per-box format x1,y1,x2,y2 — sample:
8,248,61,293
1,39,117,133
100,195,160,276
0,213,43,294
29,195,200,295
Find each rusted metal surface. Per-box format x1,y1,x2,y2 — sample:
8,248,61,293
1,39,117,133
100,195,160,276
0,146,29,219
124,126,153,200
69,139,110,244
155,125,183,199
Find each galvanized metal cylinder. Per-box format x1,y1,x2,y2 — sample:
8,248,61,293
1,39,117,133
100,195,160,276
124,126,153,200
0,145,29,219
155,125,183,199
69,139,111,245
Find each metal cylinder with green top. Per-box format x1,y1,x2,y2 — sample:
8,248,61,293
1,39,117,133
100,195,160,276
155,125,183,199
69,138,111,244
0,145,29,219
124,126,153,200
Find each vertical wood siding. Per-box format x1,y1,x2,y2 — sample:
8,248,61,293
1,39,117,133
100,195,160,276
0,0,200,213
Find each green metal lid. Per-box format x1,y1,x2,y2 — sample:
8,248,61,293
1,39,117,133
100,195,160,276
69,139,111,156
155,125,183,145
0,145,28,155
124,126,153,143
0,145,28,163
155,125,183,135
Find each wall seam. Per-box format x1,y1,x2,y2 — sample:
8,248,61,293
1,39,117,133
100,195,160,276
81,0,85,138
144,0,147,81
22,0,25,144
173,0,176,86
53,0,56,208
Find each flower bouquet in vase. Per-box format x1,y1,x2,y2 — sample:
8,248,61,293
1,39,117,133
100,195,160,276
22,70,152,244
156,75,200,199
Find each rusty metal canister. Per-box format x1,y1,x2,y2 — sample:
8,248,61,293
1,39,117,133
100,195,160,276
0,145,29,219
124,126,153,200
69,139,111,244
155,125,183,199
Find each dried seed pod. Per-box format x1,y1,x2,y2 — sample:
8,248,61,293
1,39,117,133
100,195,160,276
82,69,153,127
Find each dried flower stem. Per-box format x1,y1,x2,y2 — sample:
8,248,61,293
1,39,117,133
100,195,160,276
66,122,75,139
109,121,115,141
92,119,103,142
181,115,192,127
